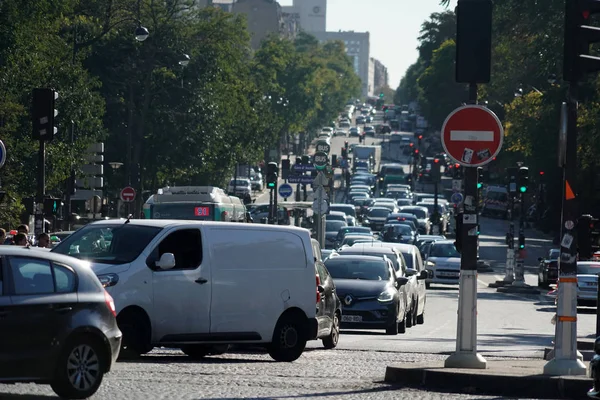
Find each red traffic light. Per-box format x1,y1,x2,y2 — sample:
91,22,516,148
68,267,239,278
418,135,423,140
415,149,419,154
455,163,460,168
434,158,440,163
539,171,545,175
409,143,414,147
583,10,590,19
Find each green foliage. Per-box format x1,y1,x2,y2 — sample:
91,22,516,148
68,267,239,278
0,0,361,225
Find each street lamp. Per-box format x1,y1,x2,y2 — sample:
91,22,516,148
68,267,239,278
179,53,190,88
135,25,149,42
109,162,124,171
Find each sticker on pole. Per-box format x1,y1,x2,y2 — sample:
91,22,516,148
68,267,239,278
441,105,504,167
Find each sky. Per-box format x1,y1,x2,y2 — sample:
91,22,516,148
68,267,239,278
278,0,457,89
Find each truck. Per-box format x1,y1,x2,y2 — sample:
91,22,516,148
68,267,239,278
352,145,380,173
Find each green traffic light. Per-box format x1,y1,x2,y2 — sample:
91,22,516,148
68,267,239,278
519,186,527,193
267,182,275,189
519,244,525,249
477,183,482,189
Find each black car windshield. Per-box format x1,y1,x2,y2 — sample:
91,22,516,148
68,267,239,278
402,208,426,219
385,225,412,235
368,208,391,218
325,258,390,280
52,224,163,264
326,221,347,232
577,264,600,275
430,243,460,258
339,227,371,237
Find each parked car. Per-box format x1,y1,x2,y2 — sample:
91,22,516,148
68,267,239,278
227,178,252,197
0,247,121,399
423,240,461,288
51,220,321,362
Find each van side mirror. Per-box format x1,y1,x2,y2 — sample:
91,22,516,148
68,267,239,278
417,270,429,280
155,253,176,270
396,276,409,286
405,268,418,276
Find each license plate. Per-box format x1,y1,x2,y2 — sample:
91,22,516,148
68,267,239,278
438,272,459,278
342,315,362,323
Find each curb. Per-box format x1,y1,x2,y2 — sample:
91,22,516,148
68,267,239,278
384,361,591,399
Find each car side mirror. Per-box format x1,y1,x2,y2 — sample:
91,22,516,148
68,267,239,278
396,276,409,286
417,270,429,280
155,253,176,270
405,268,418,276
317,285,325,293
538,257,543,262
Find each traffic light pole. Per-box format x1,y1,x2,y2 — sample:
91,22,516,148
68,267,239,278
35,139,46,237
504,195,515,282
543,82,586,376
445,83,486,370
512,192,527,286
268,189,274,224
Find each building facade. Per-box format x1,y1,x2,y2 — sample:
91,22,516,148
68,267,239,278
232,0,286,49
280,0,326,33
312,31,372,98
372,58,389,92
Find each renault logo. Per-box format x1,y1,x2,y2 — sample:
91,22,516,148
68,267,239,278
344,295,353,306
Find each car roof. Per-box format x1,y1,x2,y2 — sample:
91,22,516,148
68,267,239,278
430,240,455,245
369,206,392,211
352,242,417,252
326,254,388,262
3,246,94,268
400,206,427,211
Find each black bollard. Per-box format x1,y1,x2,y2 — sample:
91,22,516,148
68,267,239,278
589,337,600,398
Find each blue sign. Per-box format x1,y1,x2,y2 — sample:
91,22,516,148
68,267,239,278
451,192,464,205
287,175,314,184
278,183,293,198
0,140,6,169
292,164,316,172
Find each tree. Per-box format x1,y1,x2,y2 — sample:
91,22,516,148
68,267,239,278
417,40,467,128
417,11,456,67
394,62,424,105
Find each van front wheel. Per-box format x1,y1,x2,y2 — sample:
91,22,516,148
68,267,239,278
268,317,306,362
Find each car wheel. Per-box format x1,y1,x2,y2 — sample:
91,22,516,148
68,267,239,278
405,303,413,328
322,312,340,349
181,344,229,359
417,299,425,325
412,298,419,326
398,312,406,334
51,335,106,400
385,318,399,335
117,310,152,359
425,282,431,289
268,316,307,362
538,274,549,289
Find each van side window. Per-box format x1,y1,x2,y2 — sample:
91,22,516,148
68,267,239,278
156,229,202,270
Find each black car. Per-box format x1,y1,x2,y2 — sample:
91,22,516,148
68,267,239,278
538,248,560,288
381,224,417,245
0,247,121,399
324,255,408,335
313,243,342,348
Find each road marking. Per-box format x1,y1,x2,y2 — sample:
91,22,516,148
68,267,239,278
450,130,494,141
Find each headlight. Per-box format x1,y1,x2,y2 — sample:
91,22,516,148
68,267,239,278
426,261,436,267
378,288,396,303
97,273,119,288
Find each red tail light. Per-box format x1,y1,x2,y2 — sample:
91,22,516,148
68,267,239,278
104,290,117,317
316,274,321,303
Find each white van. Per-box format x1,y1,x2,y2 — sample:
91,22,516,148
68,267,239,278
51,220,319,362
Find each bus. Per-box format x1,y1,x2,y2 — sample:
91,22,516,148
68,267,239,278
366,96,385,110
143,186,247,222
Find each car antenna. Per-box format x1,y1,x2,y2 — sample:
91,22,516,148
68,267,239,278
125,214,133,224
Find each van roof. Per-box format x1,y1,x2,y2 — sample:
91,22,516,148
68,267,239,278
352,242,417,252
86,219,310,233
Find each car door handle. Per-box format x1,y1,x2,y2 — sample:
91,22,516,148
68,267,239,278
195,277,208,284
54,306,73,314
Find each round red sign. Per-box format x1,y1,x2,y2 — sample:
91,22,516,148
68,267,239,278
120,186,136,203
441,105,504,167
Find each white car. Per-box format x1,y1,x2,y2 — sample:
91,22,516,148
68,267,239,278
547,261,600,306
423,240,461,288
51,220,321,362
227,178,251,197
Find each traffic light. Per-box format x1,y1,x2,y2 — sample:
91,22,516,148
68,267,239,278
518,233,525,250
23,197,34,215
341,147,347,158
431,158,441,182
379,92,384,99
344,141,349,150
454,213,463,253
281,159,290,180
563,0,600,82
44,197,62,215
301,155,309,165
518,166,529,193
331,154,337,168
418,135,423,147
32,88,58,141
477,167,484,189
413,148,419,159
266,162,278,189
507,167,518,194
295,157,302,166
453,163,463,179
456,0,492,83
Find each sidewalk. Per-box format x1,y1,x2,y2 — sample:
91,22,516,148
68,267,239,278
385,359,592,399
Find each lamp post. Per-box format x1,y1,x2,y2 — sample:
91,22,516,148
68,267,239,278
179,53,190,88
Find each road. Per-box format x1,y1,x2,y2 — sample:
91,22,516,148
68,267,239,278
2,113,592,399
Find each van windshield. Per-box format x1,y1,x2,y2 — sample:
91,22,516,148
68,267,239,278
52,224,163,264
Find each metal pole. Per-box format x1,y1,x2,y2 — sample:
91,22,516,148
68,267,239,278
512,192,526,286
234,163,238,195
596,272,600,338
65,121,74,231
320,214,326,249
268,189,273,223
543,83,586,375
445,82,486,369
34,140,46,236
273,178,279,224
504,195,515,282
433,181,439,235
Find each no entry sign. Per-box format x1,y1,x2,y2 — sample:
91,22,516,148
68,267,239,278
441,105,503,167
120,186,136,203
